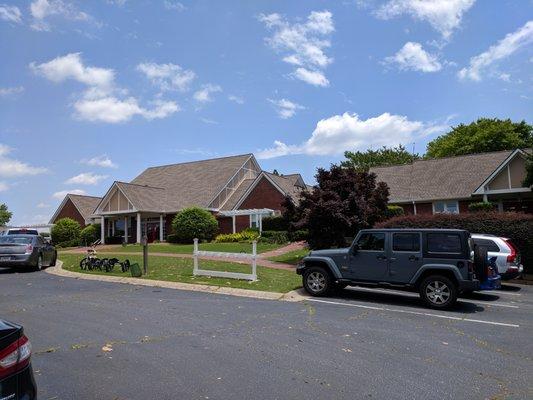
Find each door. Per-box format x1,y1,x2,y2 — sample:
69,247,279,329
35,237,50,265
348,232,389,281
388,232,423,283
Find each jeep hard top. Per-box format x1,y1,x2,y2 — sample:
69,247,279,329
297,228,492,309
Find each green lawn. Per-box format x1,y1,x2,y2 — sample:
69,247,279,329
267,248,310,265
59,252,301,293
97,242,285,255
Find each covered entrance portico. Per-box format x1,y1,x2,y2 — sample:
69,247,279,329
218,209,275,234
99,212,166,244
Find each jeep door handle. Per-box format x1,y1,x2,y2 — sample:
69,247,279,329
376,255,387,261
408,255,419,261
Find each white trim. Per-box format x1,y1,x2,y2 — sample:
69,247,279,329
136,212,142,244
473,149,528,195
507,165,512,189
94,182,137,215
206,154,260,209
100,216,105,244
432,200,460,214
49,194,93,224
159,214,164,242
481,187,532,195
233,172,287,210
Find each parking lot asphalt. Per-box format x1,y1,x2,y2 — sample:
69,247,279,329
1,267,532,400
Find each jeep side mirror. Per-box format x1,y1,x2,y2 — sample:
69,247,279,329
351,243,359,253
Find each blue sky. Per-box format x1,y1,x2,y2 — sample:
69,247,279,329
0,0,532,225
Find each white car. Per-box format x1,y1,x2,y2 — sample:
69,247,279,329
471,233,523,280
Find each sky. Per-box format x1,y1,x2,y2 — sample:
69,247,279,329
0,0,532,226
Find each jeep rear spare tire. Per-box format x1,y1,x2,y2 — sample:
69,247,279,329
419,275,458,309
303,266,333,297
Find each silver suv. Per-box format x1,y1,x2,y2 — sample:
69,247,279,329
471,234,523,280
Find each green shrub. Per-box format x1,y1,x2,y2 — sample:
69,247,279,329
171,207,218,243
468,202,495,212
215,229,259,243
39,232,50,238
385,205,404,219
260,230,289,244
166,233,180,243
80,224,100,245
289,229,309,242
262,216,289,231
51,218,81,247
376,212,533,273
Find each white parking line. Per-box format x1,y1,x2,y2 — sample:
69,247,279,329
490,290,522,297
307,299,520,328
344,287,520,309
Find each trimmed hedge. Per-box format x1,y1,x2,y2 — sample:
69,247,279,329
468,202,496,212
385,205,404,219
80,224,100,245
171,207,218,243
215,229,259,243
376,212,533,273
262,216,289,232
261,230,289,244
289,229,308,242
51,218,81,247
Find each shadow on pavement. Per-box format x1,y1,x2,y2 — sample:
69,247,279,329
0,267,39,275
330,287,484,314
499,284,522,292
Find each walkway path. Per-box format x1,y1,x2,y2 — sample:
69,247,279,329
257,241,307,259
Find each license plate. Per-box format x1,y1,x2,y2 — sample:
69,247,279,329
0,256,11,261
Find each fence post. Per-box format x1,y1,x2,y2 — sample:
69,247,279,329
193,238,199,274
252,240,257,280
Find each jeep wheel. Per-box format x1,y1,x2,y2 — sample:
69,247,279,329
303,267,332,297
419,275,457,309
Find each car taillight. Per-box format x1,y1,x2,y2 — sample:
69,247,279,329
0,335,32,379
505,239,517,265
25,244,33,254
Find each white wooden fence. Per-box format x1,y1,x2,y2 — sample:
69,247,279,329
192,238,257,281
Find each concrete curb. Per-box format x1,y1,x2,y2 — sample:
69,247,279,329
47,261,308,302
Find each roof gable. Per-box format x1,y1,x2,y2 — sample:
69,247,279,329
49,194,102,224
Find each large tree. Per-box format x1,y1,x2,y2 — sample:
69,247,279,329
290,164,389,249
426,118,533,158
343,145,420,170
0,203,12,226
524,151,533,189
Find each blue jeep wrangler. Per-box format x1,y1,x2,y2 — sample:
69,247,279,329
297,229,497,309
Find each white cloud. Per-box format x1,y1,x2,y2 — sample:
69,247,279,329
458,21,533,81
83,155,117,168
384,42,442,72
257,112,447,159
0,144,48,177
30,0,91,31
30,53,114,91
0,86,24,97
31,53,180,123
228,95,244,104
376,0,476,39
65,172,108,185
137,62,196,92
259,10,334,87
268,98,305,119
52,189,86,199
0,182,8,192
499,73,511,82
291,67,329,87
0,4,22,23
164,1,185,11
37,202,50,208
74,97,179,123
193,84,222,103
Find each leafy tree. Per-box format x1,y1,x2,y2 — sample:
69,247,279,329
426,118,533,158
171,207,218,243
80,223,101,245
343,145,420,171
289,164,389,249
51,218,81,247
0,203,12,226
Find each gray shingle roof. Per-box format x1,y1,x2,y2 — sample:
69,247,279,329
115,182,166,212
220,178,256,211
370,150,513,202
129,154,253,211
68,194,102,220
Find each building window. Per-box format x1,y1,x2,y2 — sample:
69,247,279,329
433,200,459,214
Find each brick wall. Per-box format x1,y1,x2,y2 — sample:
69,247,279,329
415,202,433,215
52,198,86,227
238,176,286,211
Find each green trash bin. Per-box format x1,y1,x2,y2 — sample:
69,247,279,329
130,262,142,277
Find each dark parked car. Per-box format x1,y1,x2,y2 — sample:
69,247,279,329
0,235,57,271
0,319,36,400
297,229,496,309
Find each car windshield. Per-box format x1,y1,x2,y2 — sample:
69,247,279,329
0,236,33,245
8,229,38,235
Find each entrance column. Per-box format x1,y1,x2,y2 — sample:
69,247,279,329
136,212,142,244
232,215,236,234
159,214,164,242
124,216,128,243
100,216,105,244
